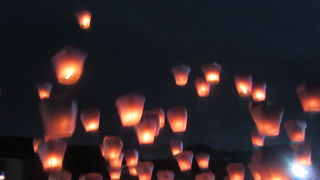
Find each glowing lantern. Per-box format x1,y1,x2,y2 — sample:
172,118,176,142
195,152,210,170
80,107,100,132
102,136,123,160
195,77,211,97
248,164,262,180
48,170,72,180
108,168,121,180
292,143,312,166
39,96,77,141
170,139,183,156
135,119,157,144
175,151,193,171
296,83,320,112
195,172,215,180
78,172,103,180
76,10,92,30
284,120,307,143
167,107,188,133
36,82,53,99
171,64,191,86
137,161,154,180
227,163,245,180
201,62,222,84
37,139,67,172
248,102,283,136
109,152,124,169
251,130,265,147
143,108,165,129
252,83,266,102
234,75,252,97
141,112,160,136
128,166,138,176
157,170,175,180
33,138,43,153
52,47,87,85
115,93,146,127
125,149,139,167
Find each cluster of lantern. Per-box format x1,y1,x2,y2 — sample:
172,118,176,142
36,82,53,99
80,107,100,132
167,106,188,133
296,83,320,112
284,120,307,143
234,75,252,97
171,64,191,86
76,10,92,30
175,151,193,171
227,163,245,180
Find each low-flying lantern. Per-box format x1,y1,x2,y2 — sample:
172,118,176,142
108,168,121,180
135,119,157,144
284,120,307,143
171,64,191,86
195,77,211,97
125,149,139,167
252,83,266,102
33,138,43,153
48,170,72,180
296,83,320,112
234,75,252,97
76,10,92,30
201,62,222,84
292,143,312,166
167,106,188,133
137,161,154,180
128,166,138,176
102,136,123,160
143,108,165,129
195,152,210,170
80,107,100,132
157,170,175,180
175,151,193,171
36,82,53,99
109,152,124,169
251,130,265,147
115,93,146,127
170,139,183,156
78,172,103,180
227,163,245,180
195,172,215,180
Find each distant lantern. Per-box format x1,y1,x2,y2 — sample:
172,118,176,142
76,10,92,30
33,138,43,153
128,166,138,176
115,93,146,127
171,64,191,86
37,139,67,172
195,77,211,97
170,139,183,156
195,172,215,180
80,107,100,132
248,102,284,136
39,96,77,141
175,151,193,172
201,62,222,84
284,120,307,143
234,75,252,97
102,136,123,160
252,83,266,102
78,172,103,180
52,47,87,85
296,83,320,112
248,164,262,180
137,161,154,180
36,82,53,99
167,106,188,133
157,170,175,180
195,152,210,170
109,152,124,169
292,143,312,166
141,112,160,136
48,170,72,180
227,163,245,180
108,168,121,180
125,149,139,167
251,130,265,147
135,119,157,144
143,108,165,129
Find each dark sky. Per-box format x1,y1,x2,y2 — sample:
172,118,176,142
1,0,320,158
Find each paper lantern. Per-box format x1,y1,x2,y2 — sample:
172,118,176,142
109,152,124,169
78,172,103,180
251,130,265,147
234,75,252,97
141,112,160,136
284,120,307,143
296,83,320,112
80,107,100,132
36,82,53,99
143,108,165,129
135,119,157,144
249,102,283,136
76,10,92,30
167,107,188,133
201,62,222,84
252,83,266,102
175,151,193,171
292,143,312,166
39,96,77,141
48,170,72,180
115,93,146,127
170,139,183,156
227,163,245,180
195,172,215,180
171,64,191,86
52,47,87,85
195,152,210,170
108,168,121,180
33,138,43,153
248,164,262,180
157,170,175,180
102,136,123,160
137,161,154,180
125,149,139,167
195,77,211,97
128,166,138,176
37,139,67,172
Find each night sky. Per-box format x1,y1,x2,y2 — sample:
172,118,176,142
1,0,320,159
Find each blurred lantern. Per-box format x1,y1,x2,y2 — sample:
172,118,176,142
201,62,222,84
109,152,124,169
36,82,53,99
252,83,266,102
171,64,191,86
195,172,215,180
296,83,320,112
78,172,103,180
39,96,77,141
175,151,193,171
292,143,312,166
37,139,67,172
125,149,139,167
141,112,160,136
108,168,121,180
284,120,307,143
195,77,211,97
135,119,157,144
128,166,138,176
234,75,252,97
251,130,265,147
52,47,87,85
195,152,210,170
157,170,175,180
76,10,92,30
80,107,100,132
48,170,72,180
143,108,165,129
248,164,262,180
33,138,43,153
102,136,123,160
115,93,146,127
170,139,183,156
167,107,188,133
249,102,284,136
227,163,245,180
137,161,154,180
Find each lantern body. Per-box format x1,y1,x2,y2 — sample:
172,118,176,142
251,130,265,147
195,77,211,97
125,149,139,167
201,62,222,84
175,151,193,171
195,172,215,180
48,170,72,180
248,164,262,180
108,168,121,180
115,93,146,127
227,163,245,180
143,108,165,129
234,75,252,97
157,170,175,180
135,119,157,144
36,82,53,99
33,138,43,153
109,152,124,169
170,139,183,156
252,83,266,102
292,143,312,166
78,172,103,180
141,112,160,136
80,108,100,132
167,107,188,133
76,10,92,30
296,83,320,112
171,64,191,86
195,152,210,170
102,136,123,160
128,166,138,176
137,161,154,180
284,120,307,143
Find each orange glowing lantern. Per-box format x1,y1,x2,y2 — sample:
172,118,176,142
292,143,312,166
195,172,215,180
251,130,265,147
48,170,72,180
102,136,123,160
167,106,188,133
78,172,103,180
143,108,165,129
109,152,124,169
36,82,53,99
252,83,266,102
248,164,262,180
171,64,191,86
234,75,252,97
128,166,138,176
80,107,100,132
175,151,193,171
125,149,139,167
157,170,175,180
76,10,92,30
108,168,122,180
135,119,157,144
227,163,245,180
52,47,87,85
195,152,210,170
137,161,154,180
170,139,183,156
258,163,292,180
296,83,320,112
201,62,222,84
33,138,43,153
141,112,160,136
115,93,146,127
284,120,307,143
195,77,211,97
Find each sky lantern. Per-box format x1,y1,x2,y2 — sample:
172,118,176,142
39,96,77,141
195,152,210,170
143,108,165,129
135,119,157,144
33,138,43,153
195,172,215,180
48,170,72,180
80,107,100,132
292,143,312,166
195,77,211,97
78,172,103,180
102,136,123,160
115,93,146,127
141,112,160,136
125,149,139,167
170,139,183,156
52,47,87,85
76,10,92,30
201,62,222,84
128,166,138,176
234,75,252,97
284,120,307,143
171,64,191,86
37,139,67,172
157,170,175,180
175,151,193,171
167,106,188,133
251,130,265,147
108,168,121,180
227,163,245,180
296,83,320,112
109,152,124,169
249,102,284,136
248,164,262,180
252,83,266,102
36,82,53,99
137,161,154,180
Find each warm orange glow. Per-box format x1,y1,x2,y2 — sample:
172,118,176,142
48,170,71,180
109,153,124,169
76,10,92,30
167,107,187,133
108,168,121,180
80,107,100,132
170,139,183,156
234,75,252,97
248,164,262,180
227,163,245,180
33,138,43,153
252,83,266,102
175,151,193,171
195,77,211,97
157,170,175,180
297,83,320,112
36,82,53,99
135,120,157,144
284,120,307,143
141,112,160,136
171,64,191,86
102,136,123,160
195,152,210,170
143,108,165,129
128,166,138,176
78,172,103,180
137,161,154,180
125,149,139,167
251,130,265,147
201,62,222,84
292,143,312,166
195,172,215,180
